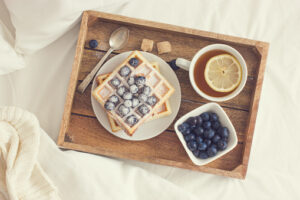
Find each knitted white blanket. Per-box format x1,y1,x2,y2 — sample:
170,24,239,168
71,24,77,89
0,107,60,200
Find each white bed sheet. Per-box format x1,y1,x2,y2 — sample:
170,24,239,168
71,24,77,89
1,0,300,199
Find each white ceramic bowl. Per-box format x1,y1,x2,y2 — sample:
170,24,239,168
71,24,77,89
174,102,238,166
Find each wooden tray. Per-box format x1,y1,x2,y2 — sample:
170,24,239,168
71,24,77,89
57,11,269,179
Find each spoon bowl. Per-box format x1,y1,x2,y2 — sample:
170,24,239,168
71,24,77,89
77,27,130,93
109,27,130,50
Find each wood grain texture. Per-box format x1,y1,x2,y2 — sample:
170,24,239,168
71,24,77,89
83,21,260,77
240,42,269,178
64,114,243,173
71,83,247,143
78,49,255,110
59,140,244,179
57,12,89,146
57,11,269,179
85,11,267,48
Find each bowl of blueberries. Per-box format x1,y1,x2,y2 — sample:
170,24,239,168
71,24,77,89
174,102,238,166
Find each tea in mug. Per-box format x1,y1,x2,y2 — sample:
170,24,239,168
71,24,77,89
193,50,241,97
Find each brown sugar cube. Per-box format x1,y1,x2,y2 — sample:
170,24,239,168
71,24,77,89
157,41,172,54
141,39,154,52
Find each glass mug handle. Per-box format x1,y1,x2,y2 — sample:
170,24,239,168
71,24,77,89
175,58,191,71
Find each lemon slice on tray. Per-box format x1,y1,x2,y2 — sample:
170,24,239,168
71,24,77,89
204,54,242,93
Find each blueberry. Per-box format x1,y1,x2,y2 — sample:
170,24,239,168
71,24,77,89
210,144,217,150
127,76,135,85
179,126,191,136
119,66,131,77
197,142,207,151
196,136,203,144
189,133,196,141
200,112,210,121
183,129,191,135
142,86,151,95
177,123,189,133
212,135,221,143
209,112,218,122
129,84,139,94
203,121,211,129
204,129,215,139
138,104,150,115
187,141,198,151
184,133,196,142
167,59,180,71
194,126,204,136
184,135,189,141
193,150,200,157
123,92,133,100
186,117,197,126
212,121,220,130
198,151,209,159
190,125,197,130
178,122,190,133
110,77,121,88
117,86,127,97
218,127,229,138
138,93,148,102
104,101,115,111
118,104,130,116
126,115,138,126
108,95,119,104
124,99,133,108
135,76,146,87
146,96,157,106
207,146,218,157
129,58,139,67
204,139,212,146
132,98,140,108
89,39,98,48
196,115,203,125
217,140,228,151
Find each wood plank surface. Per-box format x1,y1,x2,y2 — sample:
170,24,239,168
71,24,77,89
58,11,269,179
84,21,260,78
71,82,248,142
65,113,243,172
241,42,269,177
57,12,89,145
78,49,255,110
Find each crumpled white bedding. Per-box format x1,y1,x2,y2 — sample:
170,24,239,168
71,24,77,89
0,107,60,200
1,0,300,199
0,107,194,200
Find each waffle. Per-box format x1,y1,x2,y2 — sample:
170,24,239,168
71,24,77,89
96,62,172,132
92,51,175,136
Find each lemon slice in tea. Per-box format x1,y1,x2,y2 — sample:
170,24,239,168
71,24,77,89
204,54,242,93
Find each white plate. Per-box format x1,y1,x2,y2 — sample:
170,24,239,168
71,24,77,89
174,103,238,166
91,51,181,141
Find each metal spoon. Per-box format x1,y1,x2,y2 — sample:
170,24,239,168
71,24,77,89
77,27,129,93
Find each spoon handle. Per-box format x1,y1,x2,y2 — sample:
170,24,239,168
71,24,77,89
77,48,114,93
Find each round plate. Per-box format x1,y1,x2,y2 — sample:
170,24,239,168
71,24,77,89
91,51,181,141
